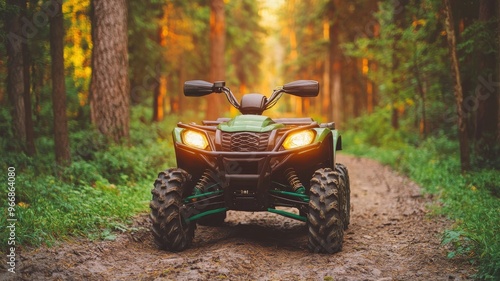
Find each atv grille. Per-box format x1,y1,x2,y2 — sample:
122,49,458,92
221,132,270,152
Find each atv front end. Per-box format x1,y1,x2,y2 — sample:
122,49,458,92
173,116,337,214
150,80,350,253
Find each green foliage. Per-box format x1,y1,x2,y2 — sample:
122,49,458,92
226,0,265,87
127,0,167,104
342,0,452,133
458,19,499,63
345,115,500,280
348,107,413,149
0,106,178,249
0,174,147,247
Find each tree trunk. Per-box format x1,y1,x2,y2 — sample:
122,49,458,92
391,4,402,130
90,0,130,142
153,76,167,121
474,0,498,164
23,33,36,156
22,0,36,156
153,26,166,122
178,65,186,114
322,18,331,118
414,54,427,137
50,1,71,165
206,0,226,121
391,107,399,130
367,23,380,114
444,0,470,171
497,0,500,143
330,0,342,125
5,0,26,148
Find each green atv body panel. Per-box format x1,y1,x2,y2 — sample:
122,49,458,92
218,115,285,133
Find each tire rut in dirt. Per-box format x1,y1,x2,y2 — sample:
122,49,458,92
150,168,195,252
307,168,345,253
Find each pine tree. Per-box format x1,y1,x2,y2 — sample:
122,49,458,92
90,0,130,142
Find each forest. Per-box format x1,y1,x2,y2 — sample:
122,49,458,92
0,0,499,279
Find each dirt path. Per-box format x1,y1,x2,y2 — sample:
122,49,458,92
3,155,475,280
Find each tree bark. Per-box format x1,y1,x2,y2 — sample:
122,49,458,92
50,1,71,164
474,0,498,164
367,23,380,114
153,26,166,122
23,33,36,156
5,0,26,148
498,0,500,142
444,0,470,171
90,0,130,142
329,0,342,125
206,0,226,121
22,0,36,156
322,18,331,118
391,3,403,130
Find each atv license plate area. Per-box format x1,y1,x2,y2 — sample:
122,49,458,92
222,158,262,174
225,174,266,210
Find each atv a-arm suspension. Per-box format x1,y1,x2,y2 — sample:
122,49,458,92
183,190,226,222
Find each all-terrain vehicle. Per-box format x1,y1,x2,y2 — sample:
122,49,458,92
150,80,350,253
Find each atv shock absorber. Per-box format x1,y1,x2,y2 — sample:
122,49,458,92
285,169,305,194
193,170,213,196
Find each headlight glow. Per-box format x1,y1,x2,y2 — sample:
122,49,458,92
182,130,209,149
282,130,315,150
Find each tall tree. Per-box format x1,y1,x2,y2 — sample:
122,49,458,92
206,0,225,120
322,17,331,118
5,0,26,148
474,0,499,164
328,0,343,124
50,0,71,164
152,25,167,121
444,0,470,171
90,0,130,142
21,0,36,156
498,0,500,143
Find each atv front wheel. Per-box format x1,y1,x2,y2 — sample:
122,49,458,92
335,163,351,230
307,168,345,253
150,168,195,252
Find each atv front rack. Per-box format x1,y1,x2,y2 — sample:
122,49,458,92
202,117,334,128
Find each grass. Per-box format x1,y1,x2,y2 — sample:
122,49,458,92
343,131,500,280
0,107,178,249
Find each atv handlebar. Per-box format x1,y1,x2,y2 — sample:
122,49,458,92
219,86,286,114
183,80,319,115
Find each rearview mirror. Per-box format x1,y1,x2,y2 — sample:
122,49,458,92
283,80,319,97
184,80,214,96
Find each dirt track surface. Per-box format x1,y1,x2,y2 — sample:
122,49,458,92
2,155,475,280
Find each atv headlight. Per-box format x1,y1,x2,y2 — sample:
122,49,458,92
182,130,209,149
282,130,315,150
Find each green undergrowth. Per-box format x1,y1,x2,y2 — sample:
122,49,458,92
0,107,177,250
343,125,500,280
